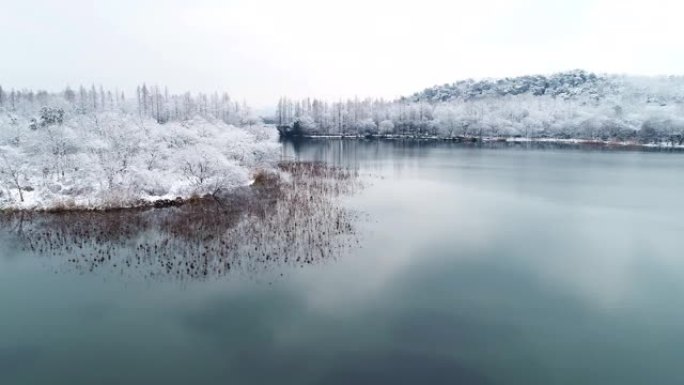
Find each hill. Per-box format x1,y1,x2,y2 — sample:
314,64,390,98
276,70,684,144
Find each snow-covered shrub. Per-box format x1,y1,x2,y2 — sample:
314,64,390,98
356,118,378,136
378,120,395,135
0,107,278,210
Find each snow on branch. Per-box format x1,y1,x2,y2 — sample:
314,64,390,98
0,85,279,211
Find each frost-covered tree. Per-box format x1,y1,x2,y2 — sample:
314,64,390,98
0,146,28,202
275,71,684,144
0,84,278,210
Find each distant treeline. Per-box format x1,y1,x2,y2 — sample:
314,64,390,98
275,71,684,143
0,84,258,126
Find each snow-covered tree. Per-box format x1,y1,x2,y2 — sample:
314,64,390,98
274,71,684,143
0,84,278,210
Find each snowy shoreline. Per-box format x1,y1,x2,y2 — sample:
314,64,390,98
0,182,253,214
1,113,280,212
283,134,684,150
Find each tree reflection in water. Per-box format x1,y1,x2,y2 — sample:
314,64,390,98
0,162,362,281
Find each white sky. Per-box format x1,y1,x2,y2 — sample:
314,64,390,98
0,0,682,108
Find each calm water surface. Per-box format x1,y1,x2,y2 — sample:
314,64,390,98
2,140,684,384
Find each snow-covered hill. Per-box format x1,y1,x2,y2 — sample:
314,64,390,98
408,70,684,106
408,70,611,101
276,70,684,143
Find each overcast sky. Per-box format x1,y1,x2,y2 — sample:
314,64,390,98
0,0,682,108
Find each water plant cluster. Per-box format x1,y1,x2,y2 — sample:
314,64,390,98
0,162,362,280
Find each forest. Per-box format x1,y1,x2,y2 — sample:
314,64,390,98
275,71,684,144
0,84,277,210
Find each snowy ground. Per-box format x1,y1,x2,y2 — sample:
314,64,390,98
0,113,279,211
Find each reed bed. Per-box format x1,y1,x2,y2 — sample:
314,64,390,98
0,161,363,281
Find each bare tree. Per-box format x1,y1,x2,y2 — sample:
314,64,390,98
0,150,27,202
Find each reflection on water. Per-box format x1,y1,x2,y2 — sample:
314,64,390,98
281,137,684,171
0,162,361,280
3,140,684,385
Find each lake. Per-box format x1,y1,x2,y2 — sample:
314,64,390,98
2,139,684,385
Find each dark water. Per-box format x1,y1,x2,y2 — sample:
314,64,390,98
2,140,684,384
